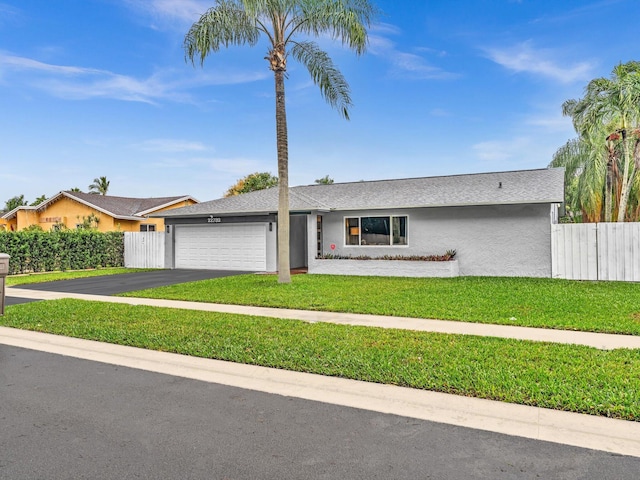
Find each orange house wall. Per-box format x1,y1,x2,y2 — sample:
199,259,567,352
10,197,197,232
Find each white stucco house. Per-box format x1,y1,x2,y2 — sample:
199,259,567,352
155,168,565,277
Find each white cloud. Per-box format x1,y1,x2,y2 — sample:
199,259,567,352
483,41,594,84
473,137,532,162
0,53,103,76
430,108,452,117
148,155,272,178
122,0,210,26
133,139,208,152
208,157,272,176
0,52,269,103
368,24,458,80
0,3,21,26
525,113,574,132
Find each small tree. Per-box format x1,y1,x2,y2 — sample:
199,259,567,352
315,175,334,184
225,172,278,197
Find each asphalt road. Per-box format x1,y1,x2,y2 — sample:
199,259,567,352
5,269,250,306
2,345,638,480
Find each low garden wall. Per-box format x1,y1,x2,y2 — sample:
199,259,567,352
308,258,459,278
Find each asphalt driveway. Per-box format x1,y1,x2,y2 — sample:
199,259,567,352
5,269,250,305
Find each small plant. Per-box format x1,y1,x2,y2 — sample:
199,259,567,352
77,213,100,230
318,250,456,261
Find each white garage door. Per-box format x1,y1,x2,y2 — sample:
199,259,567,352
175,224,267,271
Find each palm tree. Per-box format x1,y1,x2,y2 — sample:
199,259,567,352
3,194,27,213
88,176,110,195
184,0,376,283
550,137,606,222
30,195,48,206
562,61,640,222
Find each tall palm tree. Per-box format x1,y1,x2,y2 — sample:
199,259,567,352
88,176,110,196
184,0,376,283
563,61,640,222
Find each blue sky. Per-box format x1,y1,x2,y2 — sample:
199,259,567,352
1,0,639,204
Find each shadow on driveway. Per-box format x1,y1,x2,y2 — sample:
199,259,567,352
5,269,251,305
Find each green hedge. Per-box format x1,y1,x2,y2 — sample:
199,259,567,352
0,230,124,275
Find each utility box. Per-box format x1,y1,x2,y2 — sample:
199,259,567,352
0,253,9,316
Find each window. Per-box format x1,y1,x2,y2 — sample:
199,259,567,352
345,216,407,246
316,215,323,257
140,224,156,232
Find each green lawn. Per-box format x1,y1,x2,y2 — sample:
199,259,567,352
121,274,640,335
3,298,639,421
6,268,155,287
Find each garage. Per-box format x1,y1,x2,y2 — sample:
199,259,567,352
174,223,267,271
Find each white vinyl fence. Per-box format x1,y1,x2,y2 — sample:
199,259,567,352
124,232,165,268
551,223,640,281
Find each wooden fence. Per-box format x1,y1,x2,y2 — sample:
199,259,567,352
124,232,165,269
551,223,640,281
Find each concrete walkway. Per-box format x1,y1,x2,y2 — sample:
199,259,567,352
7,287,640,350
4,286,640,458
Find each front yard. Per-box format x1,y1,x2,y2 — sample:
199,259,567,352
4,271,640,420
3,298,640,421
121,274,640,335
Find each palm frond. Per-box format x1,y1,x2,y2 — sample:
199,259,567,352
291,40,352,119
184,0,260,65
291,0,376,54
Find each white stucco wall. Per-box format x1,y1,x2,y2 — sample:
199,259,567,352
310,204,553,277
265,221,277,272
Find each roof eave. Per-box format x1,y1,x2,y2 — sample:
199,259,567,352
135,196,200,216
2,205,37,220
325,199,565,212
153,210,276,218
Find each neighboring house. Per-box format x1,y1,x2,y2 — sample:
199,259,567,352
155,168,565,277
1,191,198,232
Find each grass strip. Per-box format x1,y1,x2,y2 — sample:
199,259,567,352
120,274,640,336
6,268,154,287
4,298,640,421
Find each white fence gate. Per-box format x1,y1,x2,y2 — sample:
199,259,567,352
124,232,165,268
551,223,640,281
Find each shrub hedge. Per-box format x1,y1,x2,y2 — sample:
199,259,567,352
0,230,124,274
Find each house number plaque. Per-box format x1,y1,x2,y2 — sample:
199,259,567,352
207,216,222,223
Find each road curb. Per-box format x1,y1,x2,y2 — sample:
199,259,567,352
1,325,639,458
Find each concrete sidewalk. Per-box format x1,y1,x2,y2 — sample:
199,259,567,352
7,286,640,350
2,325,640,458
4,286,640,458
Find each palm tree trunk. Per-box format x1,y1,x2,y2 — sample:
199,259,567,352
617,131,634,221
605,153,614,222
275,69,291,283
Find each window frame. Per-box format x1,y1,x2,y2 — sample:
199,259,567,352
344,215,408,247
140,224,156,232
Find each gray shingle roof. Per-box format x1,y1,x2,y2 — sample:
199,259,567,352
22,192,195,220
159,168,565,218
